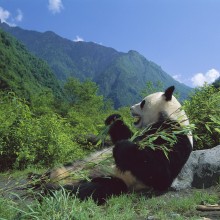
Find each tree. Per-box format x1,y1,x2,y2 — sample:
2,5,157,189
64,77,106,111
141,81,163,97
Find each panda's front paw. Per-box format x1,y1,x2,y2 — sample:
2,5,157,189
105,114,122,125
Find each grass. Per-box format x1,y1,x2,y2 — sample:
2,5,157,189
0,166,219,220
0,167,46,179
0,180,219,220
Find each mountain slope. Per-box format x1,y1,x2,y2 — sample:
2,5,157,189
0,22,121,81
0,29,63,101
96,50,191,106
0,21,192,107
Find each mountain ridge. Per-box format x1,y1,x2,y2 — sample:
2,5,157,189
0,21,192,107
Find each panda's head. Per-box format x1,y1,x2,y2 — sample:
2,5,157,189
130,86,189,128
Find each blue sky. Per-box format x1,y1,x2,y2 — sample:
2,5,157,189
0,0,220,87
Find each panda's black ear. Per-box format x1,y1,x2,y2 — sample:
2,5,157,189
164,86,175,101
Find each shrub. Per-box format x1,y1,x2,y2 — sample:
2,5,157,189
183,84,220,149
0,92,31,170
0,78,114,170
0,92,84,170
14,113,84,168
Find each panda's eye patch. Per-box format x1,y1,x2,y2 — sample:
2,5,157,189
140,100,145,109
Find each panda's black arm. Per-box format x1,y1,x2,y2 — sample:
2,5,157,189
105,114,133,144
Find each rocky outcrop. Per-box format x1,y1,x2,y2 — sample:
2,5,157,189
171,145,220,190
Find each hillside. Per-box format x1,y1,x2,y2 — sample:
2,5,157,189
0,29,63,101
95,50,191,106
0,21,192,107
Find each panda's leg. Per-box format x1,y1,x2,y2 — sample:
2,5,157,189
45,176,128,205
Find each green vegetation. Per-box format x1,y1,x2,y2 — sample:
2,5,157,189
141,81,180,99
0,92,84,170
0,29,63,102
0,73,118,170
0,182,219,220
183,84,220,149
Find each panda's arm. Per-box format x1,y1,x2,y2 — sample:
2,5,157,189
105,114,133,144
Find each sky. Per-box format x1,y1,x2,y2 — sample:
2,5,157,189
0,0,220,88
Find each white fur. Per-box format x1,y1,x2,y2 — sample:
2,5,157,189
130,92,193,147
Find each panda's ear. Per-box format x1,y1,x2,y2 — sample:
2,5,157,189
164,86,175,101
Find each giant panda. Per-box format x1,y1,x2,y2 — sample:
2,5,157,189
45,86,193,205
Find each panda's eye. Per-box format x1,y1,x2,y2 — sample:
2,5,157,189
140,100,145,109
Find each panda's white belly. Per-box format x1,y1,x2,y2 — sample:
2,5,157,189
114,167,150,191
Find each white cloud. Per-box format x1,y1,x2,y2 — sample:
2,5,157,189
48,0,64,14
172,74,182,83
15,9,23,22
0,7,23,26
0,7,10,23
191,69,220,87
73,35,84,42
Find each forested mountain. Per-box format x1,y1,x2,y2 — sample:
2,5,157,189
0,21,192,107
0,29,63,102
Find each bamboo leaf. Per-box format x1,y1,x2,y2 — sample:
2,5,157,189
214,128,220,134
205,124,212,134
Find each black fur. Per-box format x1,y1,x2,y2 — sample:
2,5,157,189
164,86,175,101
105,114,133,144
76,177,127,205
112,117,192,191
105,114,121,125
140,100,146,109
45,177,127,205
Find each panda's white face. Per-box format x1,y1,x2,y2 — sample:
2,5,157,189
130,92,167,128
130,86,188,129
